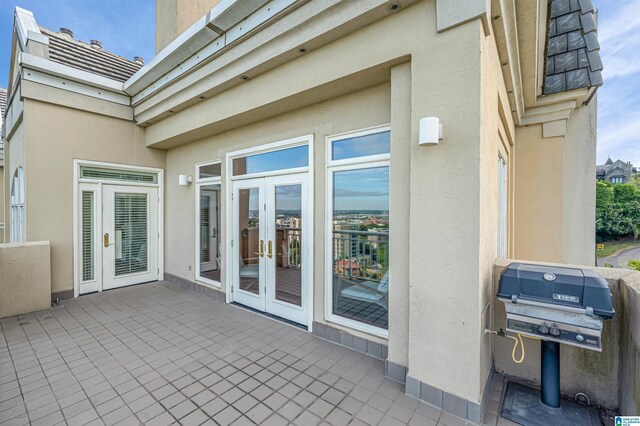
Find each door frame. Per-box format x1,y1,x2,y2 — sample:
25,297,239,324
225,134,314,330
73,159,164,298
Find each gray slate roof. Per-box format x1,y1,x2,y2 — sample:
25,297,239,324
544,0,603,95
41,28,142,83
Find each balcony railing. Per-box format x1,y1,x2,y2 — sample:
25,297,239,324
332,229,389,283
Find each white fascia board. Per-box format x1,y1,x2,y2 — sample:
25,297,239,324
14,7,41,49
124,0,271,96
23,70,131,106
130,0,294,104
20,52,126,94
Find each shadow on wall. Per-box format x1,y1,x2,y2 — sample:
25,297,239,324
492,260,640,415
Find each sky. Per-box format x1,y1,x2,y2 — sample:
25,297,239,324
0,1,637,166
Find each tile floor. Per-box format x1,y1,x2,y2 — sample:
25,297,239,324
0,281,512,426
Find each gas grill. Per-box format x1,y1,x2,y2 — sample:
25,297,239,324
497,263,615,351
496,263,615,426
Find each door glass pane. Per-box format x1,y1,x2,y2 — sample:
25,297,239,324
331,167,389,329
331,130,390,161
274,184,302,306
82,191,95,281
114,193,148,276
199,184,221,282
238,188,260,294
233,145,308,176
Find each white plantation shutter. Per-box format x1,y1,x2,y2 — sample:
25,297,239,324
81,191,95,281
114,193,149,276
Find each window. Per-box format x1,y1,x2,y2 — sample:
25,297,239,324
80,166,158,183
232,145,308,176
327,127,390,334
497,156,507,258
11,167,25,243
196,161,223,287
611,176,624,184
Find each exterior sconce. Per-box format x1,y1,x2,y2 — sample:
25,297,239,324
178,174,192,186
419,117,443,145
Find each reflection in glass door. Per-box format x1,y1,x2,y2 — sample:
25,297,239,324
198,184,221,283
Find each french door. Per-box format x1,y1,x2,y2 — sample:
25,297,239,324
232,173,309,325
102,185,159,290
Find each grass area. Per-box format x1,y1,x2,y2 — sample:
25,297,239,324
597,240,640,258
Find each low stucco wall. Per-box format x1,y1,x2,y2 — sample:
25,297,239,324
619,271,640,415
493,259,638,411
0,241,51,318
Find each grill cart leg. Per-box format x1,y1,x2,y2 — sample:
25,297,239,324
541,340,560,408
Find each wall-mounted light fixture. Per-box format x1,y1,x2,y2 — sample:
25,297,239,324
178,174,192,186
419,117,443,145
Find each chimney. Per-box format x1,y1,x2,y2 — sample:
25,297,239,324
133,56,144,65
90,40,102,50
59,28,73,39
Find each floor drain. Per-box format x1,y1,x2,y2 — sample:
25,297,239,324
19,322,30,326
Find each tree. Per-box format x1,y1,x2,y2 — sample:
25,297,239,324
596,180,640,241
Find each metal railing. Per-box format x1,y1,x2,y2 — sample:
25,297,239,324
332,229,389,282
279,226,302,268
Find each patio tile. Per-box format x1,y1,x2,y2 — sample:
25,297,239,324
0,283,446,426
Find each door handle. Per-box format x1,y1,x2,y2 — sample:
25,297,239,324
259,240,265,257
267,240,273,258
103,233,109,248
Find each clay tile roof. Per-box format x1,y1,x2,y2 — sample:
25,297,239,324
40,27,142,83
543,0,603,95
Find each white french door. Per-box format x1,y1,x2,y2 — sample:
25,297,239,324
232,173,309,325
102,185,159,290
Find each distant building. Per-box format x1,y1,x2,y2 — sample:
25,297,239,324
596,157,639,184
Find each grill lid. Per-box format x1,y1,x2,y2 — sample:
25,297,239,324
497,263,615,319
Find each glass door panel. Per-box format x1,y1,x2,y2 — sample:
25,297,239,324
198,184,221,283
232,179,266,311
265,174,308,325
102,185,158,290
273,184,302,307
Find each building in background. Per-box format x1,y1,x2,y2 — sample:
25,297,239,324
597,157,639,184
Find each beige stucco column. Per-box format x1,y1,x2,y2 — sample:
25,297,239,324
405,18,488,413
387,62,412,372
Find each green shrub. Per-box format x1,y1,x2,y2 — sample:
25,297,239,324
628,260,640,271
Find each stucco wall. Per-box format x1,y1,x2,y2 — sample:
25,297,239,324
477,22,517,404
23,98,165,296
5,121,25,243
0,241,51,318
562,100,597,266
493,260,632,410
165,83,393,346
155,0,222,52
513,125,564,262
619,272,640,415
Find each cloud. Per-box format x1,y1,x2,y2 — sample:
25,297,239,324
596,0,640,166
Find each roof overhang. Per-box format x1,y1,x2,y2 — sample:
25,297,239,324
124,0,292,98
491,0,600,133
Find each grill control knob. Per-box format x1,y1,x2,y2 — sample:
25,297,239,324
550,328,561,337
576,334,584,342
538,326,549,334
